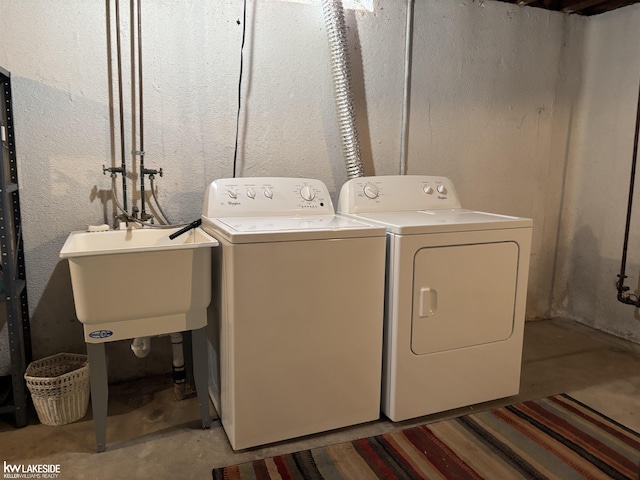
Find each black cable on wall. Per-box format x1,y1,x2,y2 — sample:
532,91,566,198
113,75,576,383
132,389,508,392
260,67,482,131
232,0,248,179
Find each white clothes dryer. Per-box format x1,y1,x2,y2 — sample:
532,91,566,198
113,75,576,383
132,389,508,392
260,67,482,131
201,177,386,449
338,175,532,422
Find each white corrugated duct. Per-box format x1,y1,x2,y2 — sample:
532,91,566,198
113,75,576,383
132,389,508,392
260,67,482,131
322,0,365,178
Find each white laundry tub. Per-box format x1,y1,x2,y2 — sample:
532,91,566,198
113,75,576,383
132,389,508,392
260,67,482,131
60,227,218,343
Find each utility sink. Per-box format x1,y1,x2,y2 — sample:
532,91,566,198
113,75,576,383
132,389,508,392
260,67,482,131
60,227,218,343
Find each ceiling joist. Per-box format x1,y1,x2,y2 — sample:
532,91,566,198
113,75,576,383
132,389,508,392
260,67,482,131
498,0,640,15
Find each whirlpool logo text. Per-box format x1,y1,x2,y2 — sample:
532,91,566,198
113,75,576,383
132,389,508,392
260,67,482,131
89,330,113,339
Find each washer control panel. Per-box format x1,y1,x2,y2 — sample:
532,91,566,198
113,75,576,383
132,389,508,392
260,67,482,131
203,177,335,217
337,175,461,213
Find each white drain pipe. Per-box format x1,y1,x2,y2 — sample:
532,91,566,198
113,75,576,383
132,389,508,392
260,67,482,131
130,333,186,400
322,0,364,179
170,333,186,400
131,337,151,358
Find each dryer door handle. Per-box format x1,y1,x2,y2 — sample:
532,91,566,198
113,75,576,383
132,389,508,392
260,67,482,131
418,287,437,318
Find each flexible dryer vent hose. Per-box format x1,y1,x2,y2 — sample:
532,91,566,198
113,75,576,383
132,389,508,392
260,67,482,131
322,0,365,179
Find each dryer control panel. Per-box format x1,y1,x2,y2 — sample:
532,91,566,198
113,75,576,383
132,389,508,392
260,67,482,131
337,175,462,214
203,177,335,218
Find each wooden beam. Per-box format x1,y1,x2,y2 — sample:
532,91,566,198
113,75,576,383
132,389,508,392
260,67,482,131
495,0,640,14
559,0,609,13
580,0,640,14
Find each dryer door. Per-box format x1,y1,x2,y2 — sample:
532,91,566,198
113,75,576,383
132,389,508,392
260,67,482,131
411,241,519,354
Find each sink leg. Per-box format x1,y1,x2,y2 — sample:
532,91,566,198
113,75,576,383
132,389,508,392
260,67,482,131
191,327,211,429
86,342,108,452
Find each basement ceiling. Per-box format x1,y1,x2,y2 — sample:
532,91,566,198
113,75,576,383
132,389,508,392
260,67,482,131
497,0,640,15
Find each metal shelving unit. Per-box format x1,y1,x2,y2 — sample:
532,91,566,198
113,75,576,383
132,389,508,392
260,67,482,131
0,66,31,427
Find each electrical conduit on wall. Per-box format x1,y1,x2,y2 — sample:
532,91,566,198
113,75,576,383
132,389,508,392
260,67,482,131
400,0,414,175
322,0,365,178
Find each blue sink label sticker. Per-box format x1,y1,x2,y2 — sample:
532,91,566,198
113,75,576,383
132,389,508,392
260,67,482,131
89,330,113,339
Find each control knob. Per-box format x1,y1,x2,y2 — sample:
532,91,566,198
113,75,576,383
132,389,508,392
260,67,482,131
436,185,447,195
246,188,256,199
264,188,273,199
227,189,238,199
363,183,379,199
300,185,315,201
423,185,434,195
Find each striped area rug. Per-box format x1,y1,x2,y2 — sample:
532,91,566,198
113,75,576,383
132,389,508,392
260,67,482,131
212,394,640,479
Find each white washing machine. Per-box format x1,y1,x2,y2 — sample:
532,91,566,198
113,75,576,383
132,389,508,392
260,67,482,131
338,175,533,422
201,177,387,449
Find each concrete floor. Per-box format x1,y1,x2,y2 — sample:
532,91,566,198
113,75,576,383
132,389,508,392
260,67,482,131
1,317,639,479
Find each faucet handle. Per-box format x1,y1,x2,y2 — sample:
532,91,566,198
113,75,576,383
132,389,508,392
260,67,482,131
103,165,123,177
143,167,163,178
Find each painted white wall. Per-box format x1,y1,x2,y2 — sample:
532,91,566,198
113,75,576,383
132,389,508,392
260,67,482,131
407,1,585,320
552,4,640,343
0,0,598,379
0,0,407,378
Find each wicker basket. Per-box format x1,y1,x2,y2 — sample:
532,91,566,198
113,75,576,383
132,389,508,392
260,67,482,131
24,353,90,426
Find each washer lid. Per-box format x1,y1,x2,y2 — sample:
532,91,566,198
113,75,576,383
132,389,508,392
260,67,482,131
202,214,386,243
352,209,532,234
